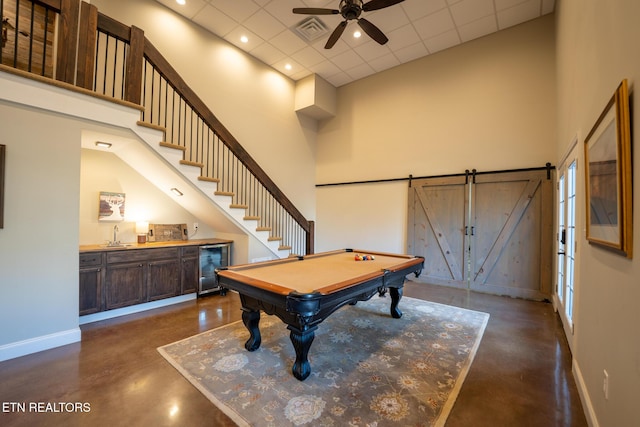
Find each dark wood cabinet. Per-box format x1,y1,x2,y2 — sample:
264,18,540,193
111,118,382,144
148,259,180,301
79,252,104,315
105,261,146,310
79,241,230,315
180,246,199,294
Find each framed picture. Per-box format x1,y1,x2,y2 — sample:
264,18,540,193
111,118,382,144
99,191,126,222
0,144,5,229
584,79,633,258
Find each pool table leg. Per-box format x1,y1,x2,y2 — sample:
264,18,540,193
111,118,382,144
288,326,317,381
390,286,403,319
242,309,261,351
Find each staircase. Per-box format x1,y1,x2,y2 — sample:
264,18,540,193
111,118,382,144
0,0,314,257
134,121,293,258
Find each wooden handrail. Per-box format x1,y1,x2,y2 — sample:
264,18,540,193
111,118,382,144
141,39,311,236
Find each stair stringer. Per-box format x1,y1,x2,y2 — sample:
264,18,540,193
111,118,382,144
130,122,291,259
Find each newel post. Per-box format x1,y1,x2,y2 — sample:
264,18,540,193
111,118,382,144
306,221,315,255
124,26,144,105
75,1,98,90
55,0,81,85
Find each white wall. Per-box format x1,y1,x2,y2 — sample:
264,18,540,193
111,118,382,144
556,1,640,426
315,15,556,252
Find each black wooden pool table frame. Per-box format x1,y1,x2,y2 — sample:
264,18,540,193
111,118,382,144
215,249,424,381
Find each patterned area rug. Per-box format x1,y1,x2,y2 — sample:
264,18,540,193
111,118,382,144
158,296,489,427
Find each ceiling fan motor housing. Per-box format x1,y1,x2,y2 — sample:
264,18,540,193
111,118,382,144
340,0,364,20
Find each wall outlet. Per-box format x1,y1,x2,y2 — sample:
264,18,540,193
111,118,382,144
603,369,609,400
193,222,199,231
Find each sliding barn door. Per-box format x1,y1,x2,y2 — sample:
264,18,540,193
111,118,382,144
408,169,554,300
407,175,470,288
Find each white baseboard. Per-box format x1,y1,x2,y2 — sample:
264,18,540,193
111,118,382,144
0,328,81,363
79,294,197,325
573,358,599,427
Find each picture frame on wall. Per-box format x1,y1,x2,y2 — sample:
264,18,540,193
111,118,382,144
98,191,126,222
584,79,633,258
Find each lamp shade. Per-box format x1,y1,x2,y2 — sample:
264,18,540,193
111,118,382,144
136,221,149,235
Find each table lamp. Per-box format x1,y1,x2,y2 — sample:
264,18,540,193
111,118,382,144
136,221,149,244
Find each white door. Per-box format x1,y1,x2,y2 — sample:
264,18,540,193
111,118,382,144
556,151,578,349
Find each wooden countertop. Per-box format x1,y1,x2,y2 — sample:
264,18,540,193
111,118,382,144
80,238,233,253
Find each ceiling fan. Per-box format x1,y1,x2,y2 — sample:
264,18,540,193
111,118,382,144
293,0,405,49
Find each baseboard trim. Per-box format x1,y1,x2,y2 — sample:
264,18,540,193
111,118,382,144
0,328,81,362
79,294,197,325
572,358,599,427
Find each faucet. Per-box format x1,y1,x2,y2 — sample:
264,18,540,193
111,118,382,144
113,225,119,244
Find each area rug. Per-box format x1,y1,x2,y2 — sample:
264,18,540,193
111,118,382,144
158,296,489,427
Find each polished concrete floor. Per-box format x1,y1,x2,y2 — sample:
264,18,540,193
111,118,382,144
0,282,587,426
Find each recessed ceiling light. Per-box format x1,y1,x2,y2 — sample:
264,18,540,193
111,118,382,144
285,63,292,70
95,141,112,148
240,35,248,43
354,31,362,38
176,0,186,5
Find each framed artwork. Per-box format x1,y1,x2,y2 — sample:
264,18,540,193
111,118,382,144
584,79,633,258
0,144,5,229
99,191,126,222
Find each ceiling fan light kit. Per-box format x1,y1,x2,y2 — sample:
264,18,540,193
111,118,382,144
293,0,405,49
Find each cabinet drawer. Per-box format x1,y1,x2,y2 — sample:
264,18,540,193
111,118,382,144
80,252,103,268
107,247,178,264
181,246,199,257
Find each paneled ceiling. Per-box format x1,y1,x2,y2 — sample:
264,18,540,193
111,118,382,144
154,0,555,87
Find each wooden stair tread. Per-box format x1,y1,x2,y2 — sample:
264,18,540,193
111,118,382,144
159,141,185,151
268,236,282,241
256,227,271,232
243,216,260,221
137,120,166,133
198,176,220,183
215,191,235,197
278,245,292,251
179,159,204,168
229,204,248,209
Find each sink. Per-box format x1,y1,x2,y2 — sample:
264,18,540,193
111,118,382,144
100,243,133,248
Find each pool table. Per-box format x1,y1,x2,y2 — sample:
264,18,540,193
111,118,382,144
215,249,424,380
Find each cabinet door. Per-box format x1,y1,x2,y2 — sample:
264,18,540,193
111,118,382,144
79,267,103,315
105,262,146,310
181,256,198,294
148,259,180,301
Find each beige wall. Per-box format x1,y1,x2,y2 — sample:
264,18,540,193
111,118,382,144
0,101,81,349
315,15,556,252
79,149,216,245
556,1,640,426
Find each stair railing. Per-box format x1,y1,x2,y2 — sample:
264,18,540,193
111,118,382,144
1,0,314,255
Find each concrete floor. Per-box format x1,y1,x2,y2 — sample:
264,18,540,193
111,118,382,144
0,281,587,426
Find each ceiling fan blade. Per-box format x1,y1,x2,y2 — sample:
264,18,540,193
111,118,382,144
362,0,405,12
357,18,388,45
293,8,339,15
325,21,348,49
